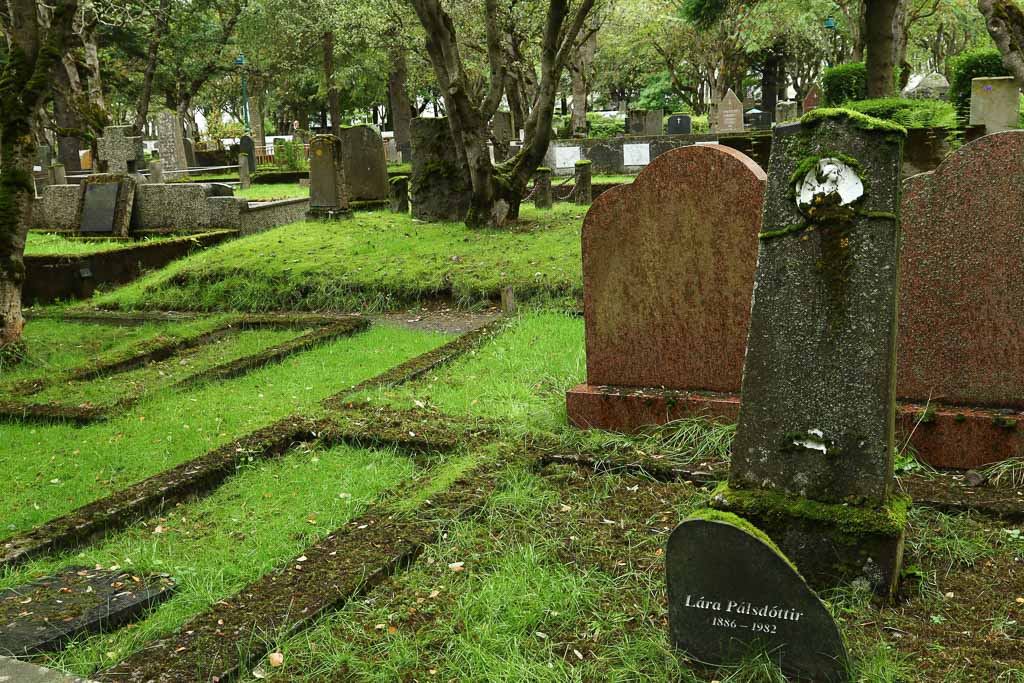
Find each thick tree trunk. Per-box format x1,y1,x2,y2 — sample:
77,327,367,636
387,48,412,151
324,31,342,137
979,0,1024,83
52,66,84,173
134,0,169,135
762,51,780,117
569,32,595,136
864,0,899,97
251,84,267,148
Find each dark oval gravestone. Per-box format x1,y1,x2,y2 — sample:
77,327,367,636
666,514,850,682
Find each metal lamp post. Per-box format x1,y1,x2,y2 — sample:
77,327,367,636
235,53,251,134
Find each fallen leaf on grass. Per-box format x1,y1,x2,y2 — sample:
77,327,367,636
268,651,284,667
448,561,465,572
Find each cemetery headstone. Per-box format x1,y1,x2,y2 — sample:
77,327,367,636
898,130,1024,467
902,71,950,100
775,100,798,123
0,566,174,655
48,162,66,186
666,513,849,682
157,110,186,171
410,117,472,221
717,89,745,133
623,142,651,167
389,175,409,213
566,144,766,430
492,111,515,161
148,159,164,184
238,153,252,190
666,114,692,135
77,174,138,236
239,134,256,173
398,142,412,164
339,125,389,200
802,85,821,113
80,149,93,171
721,110,908,595
38,143,53,170
746,109,772,130
969,76,1020,132
183,137,196,168
534,167,553,209
627,109,663,135
307,133,352,220
574,160,592,204
96,125,143,174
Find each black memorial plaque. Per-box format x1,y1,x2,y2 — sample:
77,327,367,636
79,182,120,234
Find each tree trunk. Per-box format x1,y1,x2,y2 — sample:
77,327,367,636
762,51,780,117
569,31,595,136
134,0,169,135
979,0,1024,83
251,84,267,148
387,48,413,151
52,66,84,173
324,31,341,136
864,0,898,97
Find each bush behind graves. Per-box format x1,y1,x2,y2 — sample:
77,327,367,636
275,139,308,171
948,48,1009,117
822,62,867,106
843,98,956,129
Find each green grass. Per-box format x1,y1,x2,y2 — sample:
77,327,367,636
0,322,452,537
1,442,419,676
236,183,308,202
24,233,183,256
95,205,586,313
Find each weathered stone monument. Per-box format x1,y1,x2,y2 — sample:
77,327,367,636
775,100,798,122
307,134,352,220
717,89,745,133
492,111,515,160
565,144,766,429
715,109,909,595
157,110,187,171
96,126,143,174
667,114,692,134
239,134,256,173
148,159,164,184
47,162,66,186
746,109,772,130
574,160,592,204
534,167,553,209
389,175,409,213
899,130,1024,468
627,109,663,135
969,76,1020,132
409,117,472,221
802,85,821,113
339,125,389,200
902,72,950,100
77,174,138,236
183,137,196,168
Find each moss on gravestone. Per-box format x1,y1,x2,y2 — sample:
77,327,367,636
683,508,799,574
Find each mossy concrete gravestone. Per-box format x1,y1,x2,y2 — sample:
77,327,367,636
717,110,909,595
565,144,766,431
96,126,143,174
898,130,1024,467
307,134,352,220
666,513,850,682
239,134,256,173
157,110,186,172
410,117,472,222
77,174,138,236
775,101,798,123
717,89,745,133
534,168,553,209
389,175,409,213
238,153,252,190
627,109,663,135
902,72,949,100
339,125,389,201
969,77,1021,133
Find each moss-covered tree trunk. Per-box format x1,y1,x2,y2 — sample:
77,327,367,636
979,0,1024,83
0,0,79,351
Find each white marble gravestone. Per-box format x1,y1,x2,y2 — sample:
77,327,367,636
555,146,583,169
623,143,651,167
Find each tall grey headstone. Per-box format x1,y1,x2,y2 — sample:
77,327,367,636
239,134,256,173
238,153,252,190
717,110,908,595
339,125,389,200
48,163,66,186
627,109,663,135
717,90,744,133
410,117,471,222
775,101,798,123
183,137,196,168
149,159,164,184
307,134,352,220
157,111,187,171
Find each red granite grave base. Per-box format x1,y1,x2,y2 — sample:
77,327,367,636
566,384,1022,470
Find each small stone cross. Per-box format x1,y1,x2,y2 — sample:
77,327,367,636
96,126,142,174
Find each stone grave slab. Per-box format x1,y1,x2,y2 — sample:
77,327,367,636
555,146,582,169
156,110,186,171
410,117,472,221
622,143,650,166
721,111,908,595
96,126,142,174
566,144,765,432
239,134,256,173
717,89,744,133
667,515,849,682
77,175,137,237
307,134,352,220
667,114,692,134
969,76,1020,133
0,567,175,655
339,125,389,200
775,101,798,122
0,655,97,682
